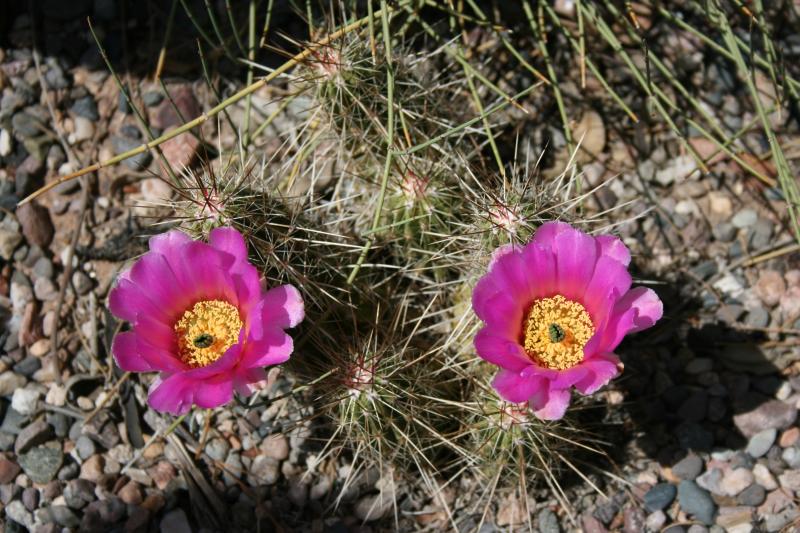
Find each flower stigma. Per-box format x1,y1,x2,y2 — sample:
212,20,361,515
523,295,594,370
175,300,243,367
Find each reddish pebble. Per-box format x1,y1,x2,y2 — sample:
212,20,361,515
779,427,800,448
118,480,143,505
0,458,21,484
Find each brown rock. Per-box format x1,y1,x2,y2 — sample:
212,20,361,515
755,270,786,308
141,492,165,512
574,110,606,161
758,488,793,514
779,427,800,448
141,441,164,460
152,85,200,130
18,301,42,347
15,202,54,248
495,494,525,527
117,480,142,505
147,461,175,491
779,285,800,320
80,454,105,483
15,420,54,455
733,400,797,438
0,458,21,483
160,134,199,170
260,434,289,461
581,512,609,533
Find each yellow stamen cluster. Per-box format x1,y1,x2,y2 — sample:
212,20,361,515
522,295,594,370
174,300,243,368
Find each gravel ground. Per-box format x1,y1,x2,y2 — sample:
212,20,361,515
0,3,799,533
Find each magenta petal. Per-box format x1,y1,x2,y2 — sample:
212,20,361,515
148,230,192,255
239,328,293,369
256,285,305,330
133,312,178,351
209,227,248,264
520,242,557,300
233,368,267,396
547,365,590,389
112,332,154,372
574,355,620,395
531,221,572,248
472,276,501,321
231,265,262,318
474,328,530,372
148,373,194,415
109,278,170,324
553,227,597,300
208,227,262,314
595,234,631,267
621,287,663,333
194,376,234,409
177,242,238,303
113,328,185,373
471,275,524,339
582,256,632,324
493,370,543,403
488,243,520,269
530,387,570,420
127,253,192,321
486,248,535,304
475,291,521,335
184,338,243,379
598,287,663,352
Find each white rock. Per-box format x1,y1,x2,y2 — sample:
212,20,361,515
655,155,698,186
140,178,173,203
721,468,755,497
0,128,11,157
713,274,745,299
310,476,332,500
0,217,22,261
355,493,393,522
11,387,41,415
69,117,94,144
753,463,778,490
5,500,33,528
45,384,67,407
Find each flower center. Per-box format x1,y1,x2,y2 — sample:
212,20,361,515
522,295,594,370
174,300,243,368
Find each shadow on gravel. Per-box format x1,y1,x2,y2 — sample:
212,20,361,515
598,271,787,472
2,1,306,79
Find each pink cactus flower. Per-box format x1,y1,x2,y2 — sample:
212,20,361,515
109,227,304,415
472,222,662,420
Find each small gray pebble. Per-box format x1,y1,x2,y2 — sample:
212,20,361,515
746,428,776,458
678,480,716,525
672,454,703,480
74,435,96,460
69,96,99,121
731,208,757,229
735,483,765,506
690,260,717,280
644,483,676,512
712,222,736,242
142,92,163,106
537,508,560,533
781,446,800,468
745,307,770,329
